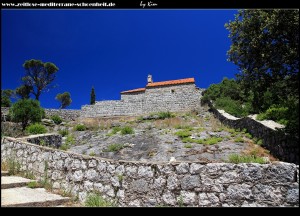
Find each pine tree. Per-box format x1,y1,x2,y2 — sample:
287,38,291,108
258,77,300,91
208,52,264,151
90,86,96,105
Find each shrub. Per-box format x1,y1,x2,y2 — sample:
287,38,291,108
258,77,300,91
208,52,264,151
228,154,266,164
215,97,247,117
103,143,125,152
256,105,289,125
85,193,116,207
9,99,44,130
51,115,62,125
26,123,47,134
74,124,86,131
120,126,134,135
157,111,175,119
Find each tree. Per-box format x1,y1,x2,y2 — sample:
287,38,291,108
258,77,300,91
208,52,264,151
90,86,96,105
225,9,299,136
22,59,59,101
9,99,44,130
225,9,299,112
55,92,72,109
15,85,32,99
1,89,14,107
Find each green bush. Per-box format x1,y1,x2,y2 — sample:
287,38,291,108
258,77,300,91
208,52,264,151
26,123,47,134
215,97,247,117
157,111,175,119
228,154,266,164
51,115,62,125
256,105,289,125
121,126,134,135
9,99,45,130
74,124,86,131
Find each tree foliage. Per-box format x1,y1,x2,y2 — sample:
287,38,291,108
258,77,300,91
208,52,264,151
22,59,59,101
90,86,96,105
225,9,299,112
55,92,72,109
15,85,32,99
1,89,14,107
224,9,299,136
9,99,44,130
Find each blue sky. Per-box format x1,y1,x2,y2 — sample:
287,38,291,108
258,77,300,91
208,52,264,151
2,9,239,109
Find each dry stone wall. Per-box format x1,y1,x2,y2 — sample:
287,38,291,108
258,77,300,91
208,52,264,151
207,102,299,165
1,107,80,122
1,137,298,207
44,109,81,121
81,84,203,118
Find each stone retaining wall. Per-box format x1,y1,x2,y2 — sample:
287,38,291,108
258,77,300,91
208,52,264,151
1,137,298,207
44,109,81,121
1,107,81,122
21,133,62,148
206,102,299,165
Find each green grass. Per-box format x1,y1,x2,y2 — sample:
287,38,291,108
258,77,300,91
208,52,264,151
228,154,266,164
89,151,96,156
107,126,121,136
175,129,192,138
120,126,134,135
174,125,194,130
234,136,244,143
184,143,192,148
27,181,40,188
204,137,223,145
244,133,252,139
156,111,175,119
103,143,125,152
256,139,263,146
74,124,86,131
7,159,21,175
60,134,75,150
58,129,69,137
85,193,117,207
182,136,222,145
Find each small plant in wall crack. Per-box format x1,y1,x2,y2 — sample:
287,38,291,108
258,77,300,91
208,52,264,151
177,195,184,207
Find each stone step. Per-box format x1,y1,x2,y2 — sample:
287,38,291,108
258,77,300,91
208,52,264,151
1,187,70,207
1,171,9,176
1,176,35,189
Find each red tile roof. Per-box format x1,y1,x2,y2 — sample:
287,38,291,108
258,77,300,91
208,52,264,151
121,78,195,94
121,88,146,94
146,78,195,87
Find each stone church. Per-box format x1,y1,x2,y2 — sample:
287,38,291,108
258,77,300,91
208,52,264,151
81,75,203,117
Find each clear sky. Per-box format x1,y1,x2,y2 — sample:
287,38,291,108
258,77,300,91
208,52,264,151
1,9,239,109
